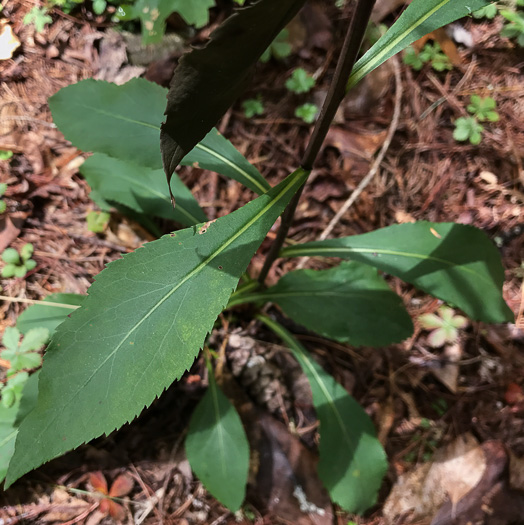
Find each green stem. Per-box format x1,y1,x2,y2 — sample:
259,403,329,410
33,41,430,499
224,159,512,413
257,0,376,284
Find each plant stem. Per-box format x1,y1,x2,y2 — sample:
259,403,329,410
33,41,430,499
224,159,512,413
258,0,376,283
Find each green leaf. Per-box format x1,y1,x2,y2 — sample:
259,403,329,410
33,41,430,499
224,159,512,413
2,248,20,265
280,222,512,323
80,155,207,226
2,327,20,353
259,29,292,62
0,372,39,482
285,68,315,94
20,243,34,262
161,0,307,185
347,0,489,90
235,262,413,346
6,168,308,487
16,294,84,336
50,79,268,194
23,7,52,33
18,328,49,353
294,103,318,124
1,264,16,278
242,97,265,119
258,316,387,514
86,211,110,233
186,372,249,511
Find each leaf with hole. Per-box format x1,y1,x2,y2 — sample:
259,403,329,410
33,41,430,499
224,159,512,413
259,316,387,514
5,168,308,487
280,222,512,323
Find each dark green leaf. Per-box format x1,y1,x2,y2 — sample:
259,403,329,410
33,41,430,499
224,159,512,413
80,154,207,226
280,222,512,323
17,294,84,336
347,0,488,89
186,373,249,511
161,0,306,182
235,262,412,346
6,168,308,487
50,79,268,194
258,316,387,514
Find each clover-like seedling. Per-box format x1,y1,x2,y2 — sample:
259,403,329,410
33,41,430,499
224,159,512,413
0,182,7,214
403,46,425,70
260,29,292,63
0,326,48,408
467,95,499,122
87,211,110,233
419,42,453,72
286,68,316,94
242,96,265,118
1,243,37,278
23,6,52,33
500,9,524,47
453,116,484,145
418,306,468,348
295,103,318,124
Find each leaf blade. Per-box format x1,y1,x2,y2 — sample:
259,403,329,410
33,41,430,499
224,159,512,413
186,374,249,511
6,168,308,487
258,316,387,514
347,0,489,89
280,222,512,323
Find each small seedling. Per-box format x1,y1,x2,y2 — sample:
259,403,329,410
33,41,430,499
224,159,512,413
453,117,484,145
419,306,468,347
242,97,265,118
467,95,499,122
0,326,47,408
500,9,524,47
403,42,452,72
23,7,52,33
472,3,498,19
87,211,110,233
92,0,107,15
295,103,318,123
89,471,134,521
1,244,37,278
0,183,7,214
260,29,292,62
285,68,315,94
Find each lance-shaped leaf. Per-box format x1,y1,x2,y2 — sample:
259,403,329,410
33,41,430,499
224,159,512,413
232,262,413,346
16,294,84,337
347,0,489,90
5,168,308,487
160,0,306,180
49,79,268,194
280,222,512,323
80,154,207,226
258,316,387,514
186,372,249,511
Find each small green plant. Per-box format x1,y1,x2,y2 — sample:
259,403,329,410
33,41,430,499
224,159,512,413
453,95,499,145
0,327,47,408
403,42,452,72
242,96,265,118
1,244,37,278
419,305,468,347
295,102,318,123
23,7,53,33
87,210,111,233
0,183,7,215
500,9,524,46
260,29,292,62
285,67,316,94
467,95,499,122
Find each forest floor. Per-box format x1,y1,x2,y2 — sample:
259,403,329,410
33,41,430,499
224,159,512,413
1,0,524,524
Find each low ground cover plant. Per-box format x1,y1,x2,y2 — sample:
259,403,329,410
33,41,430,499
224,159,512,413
2,0,512,516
